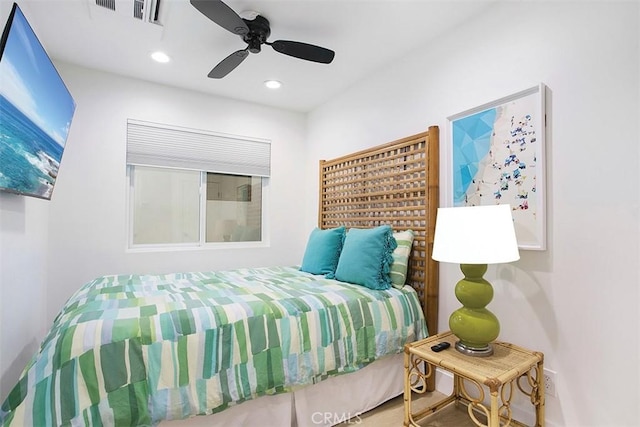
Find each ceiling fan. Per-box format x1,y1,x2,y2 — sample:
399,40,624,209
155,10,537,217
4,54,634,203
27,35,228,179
190,0,335,79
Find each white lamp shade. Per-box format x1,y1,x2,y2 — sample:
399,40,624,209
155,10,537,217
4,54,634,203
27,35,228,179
432,204,520,264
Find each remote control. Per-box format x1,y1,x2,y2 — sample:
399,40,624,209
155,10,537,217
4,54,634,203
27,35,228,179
430,342,451,352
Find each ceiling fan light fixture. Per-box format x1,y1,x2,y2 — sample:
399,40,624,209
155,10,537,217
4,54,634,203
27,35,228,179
151,51,171,63
264,80,282,89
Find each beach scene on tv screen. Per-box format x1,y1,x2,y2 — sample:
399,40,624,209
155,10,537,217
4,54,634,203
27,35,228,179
0,6,75,199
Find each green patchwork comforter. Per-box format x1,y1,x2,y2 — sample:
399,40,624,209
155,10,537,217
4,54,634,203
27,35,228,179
1,266,427,426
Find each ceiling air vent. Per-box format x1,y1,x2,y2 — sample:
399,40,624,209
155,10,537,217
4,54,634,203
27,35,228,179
96,0,115,11
133,0,144,19
92,0,162,25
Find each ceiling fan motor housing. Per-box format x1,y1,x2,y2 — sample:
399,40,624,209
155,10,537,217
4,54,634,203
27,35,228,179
242,15,270,54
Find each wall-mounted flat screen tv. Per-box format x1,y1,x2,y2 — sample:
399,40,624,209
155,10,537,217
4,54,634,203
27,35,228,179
0,2,76,200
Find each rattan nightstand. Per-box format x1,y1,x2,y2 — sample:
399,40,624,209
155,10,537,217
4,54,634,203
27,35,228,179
404,331,545,427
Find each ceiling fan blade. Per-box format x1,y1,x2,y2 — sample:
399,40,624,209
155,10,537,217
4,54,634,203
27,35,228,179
208,49,250,78
269,40,335,64
190,0,249,35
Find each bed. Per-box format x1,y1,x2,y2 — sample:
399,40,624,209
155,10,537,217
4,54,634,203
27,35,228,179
0,126,439,426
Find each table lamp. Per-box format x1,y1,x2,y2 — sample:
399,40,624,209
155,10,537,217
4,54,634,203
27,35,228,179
432,204,520,356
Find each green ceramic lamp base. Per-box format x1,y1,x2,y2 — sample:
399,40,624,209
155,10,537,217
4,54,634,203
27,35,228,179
449,263,499,357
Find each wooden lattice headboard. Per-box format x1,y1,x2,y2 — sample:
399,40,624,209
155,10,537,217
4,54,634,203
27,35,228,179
318,126,440,336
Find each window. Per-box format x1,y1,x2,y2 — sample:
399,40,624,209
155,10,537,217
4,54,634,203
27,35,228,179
126,120,270,249
205,173,262,243
129,167,265,247
131,166,200,245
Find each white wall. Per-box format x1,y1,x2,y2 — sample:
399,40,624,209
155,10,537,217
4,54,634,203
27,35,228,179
0,196,49,400
306,1,639,426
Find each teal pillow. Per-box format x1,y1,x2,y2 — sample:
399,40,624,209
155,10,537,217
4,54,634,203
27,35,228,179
300,226,346,276
390,229,415,289
334,225,397,290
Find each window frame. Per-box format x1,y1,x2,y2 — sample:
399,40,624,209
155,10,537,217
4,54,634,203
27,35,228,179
126,165,270,252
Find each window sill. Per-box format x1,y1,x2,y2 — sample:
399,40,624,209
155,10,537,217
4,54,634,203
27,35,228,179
126,240,269,253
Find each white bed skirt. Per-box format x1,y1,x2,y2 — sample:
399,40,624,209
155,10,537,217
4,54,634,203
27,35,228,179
161,353,404,427
293,353,405,427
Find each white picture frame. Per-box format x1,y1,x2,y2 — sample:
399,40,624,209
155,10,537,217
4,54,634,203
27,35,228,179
447,83,547,250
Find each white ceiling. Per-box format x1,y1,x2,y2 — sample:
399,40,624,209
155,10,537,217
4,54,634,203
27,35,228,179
11,0,496,112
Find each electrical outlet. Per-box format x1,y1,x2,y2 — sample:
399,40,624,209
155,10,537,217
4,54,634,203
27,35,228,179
543,368,557,397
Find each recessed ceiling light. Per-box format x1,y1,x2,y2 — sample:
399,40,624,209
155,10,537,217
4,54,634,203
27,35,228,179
151,51,170,63
264,80,282,89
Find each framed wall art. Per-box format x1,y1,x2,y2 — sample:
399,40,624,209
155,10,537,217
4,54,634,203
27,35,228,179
448,83,547,250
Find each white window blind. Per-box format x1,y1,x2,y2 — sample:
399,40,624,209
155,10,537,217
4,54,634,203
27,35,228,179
127,119,271,177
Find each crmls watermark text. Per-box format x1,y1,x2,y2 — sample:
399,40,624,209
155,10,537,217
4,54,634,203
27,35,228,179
311,412,363,425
